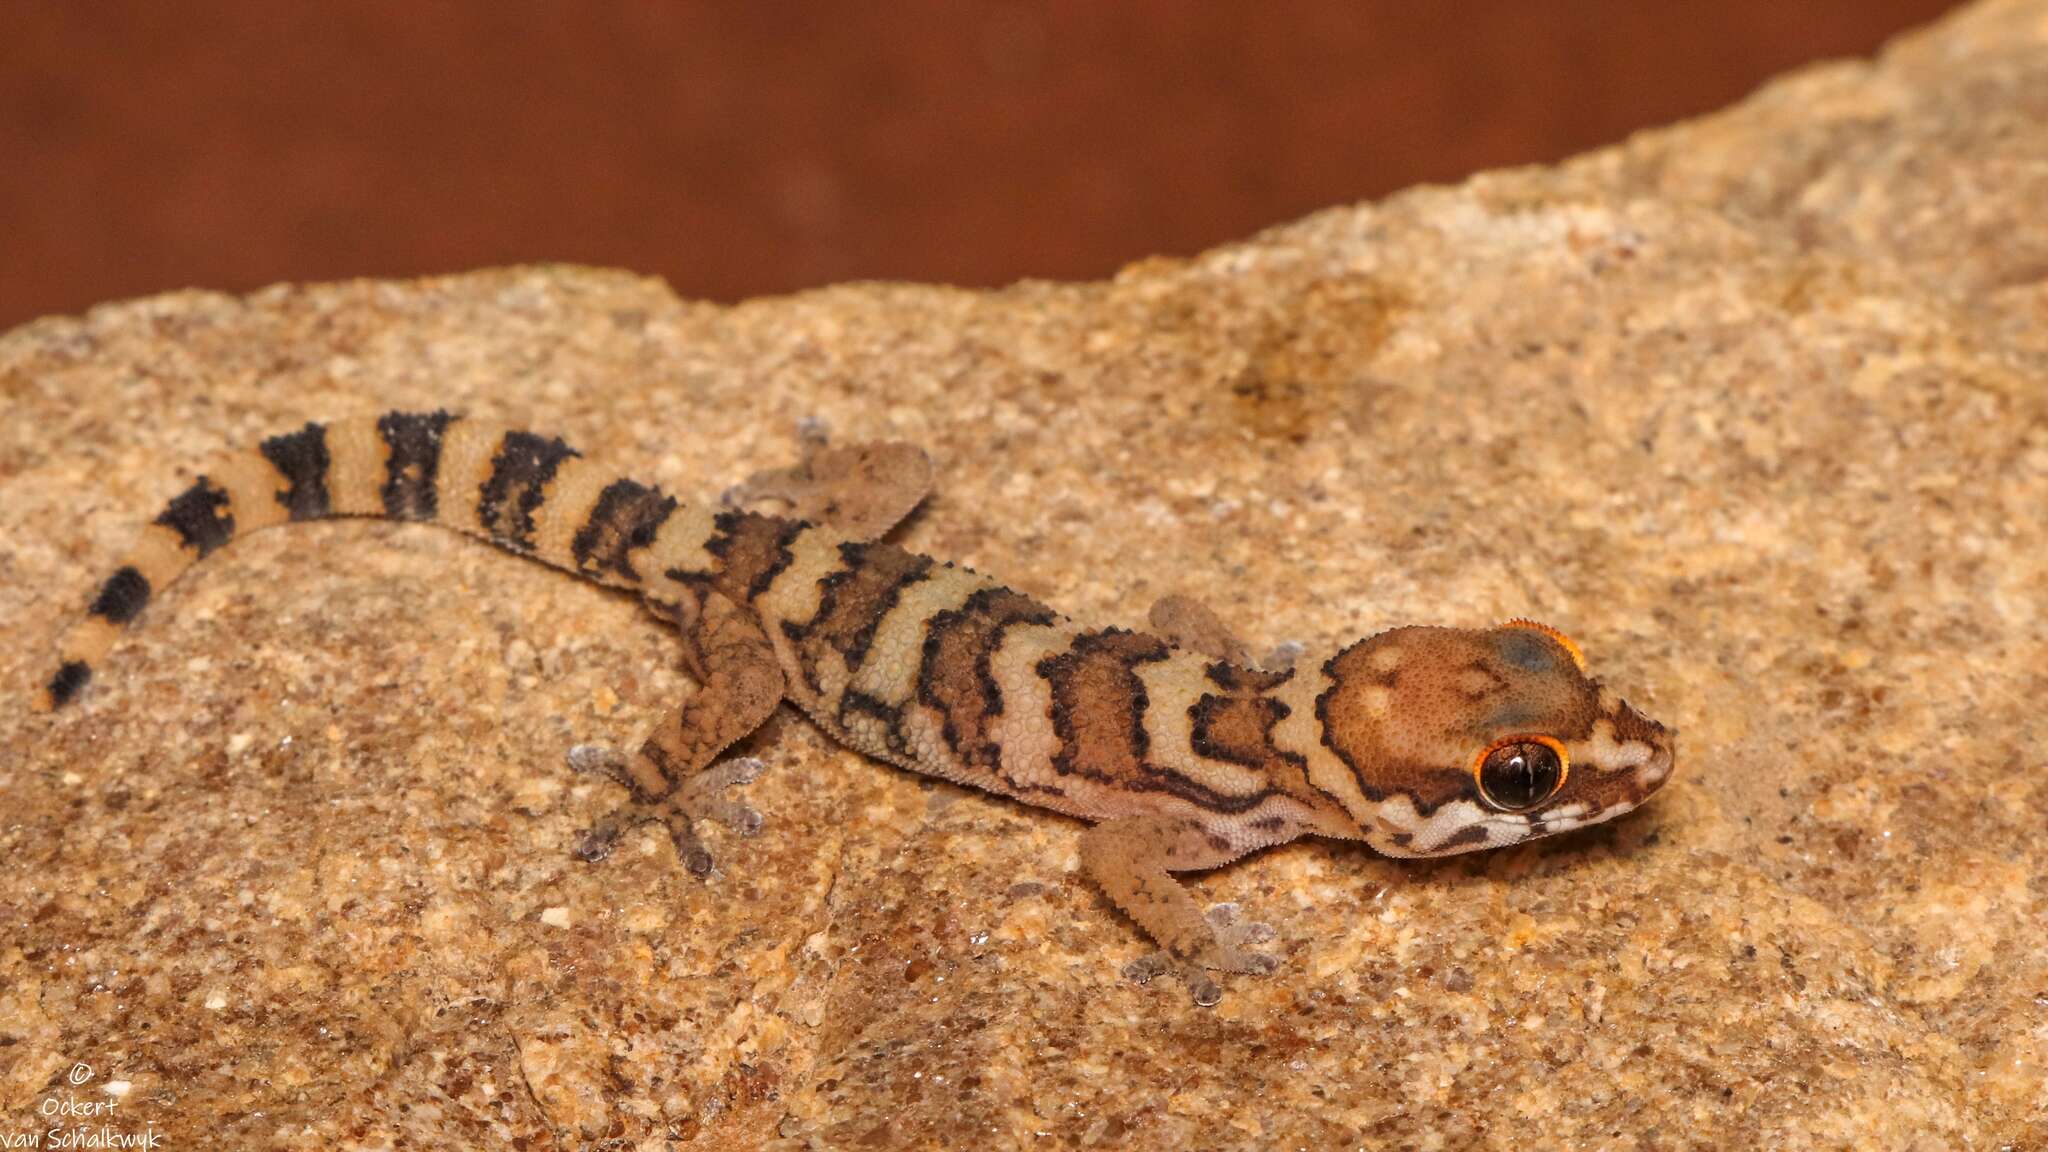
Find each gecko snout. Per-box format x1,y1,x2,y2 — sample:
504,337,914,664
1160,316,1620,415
1606,696,1677,801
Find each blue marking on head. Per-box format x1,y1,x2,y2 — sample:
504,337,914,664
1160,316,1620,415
1495,629,1558,672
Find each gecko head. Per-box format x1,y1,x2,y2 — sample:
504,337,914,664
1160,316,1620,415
1317,620,1675,857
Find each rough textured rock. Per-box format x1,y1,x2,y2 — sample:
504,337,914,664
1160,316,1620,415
2,2,2044,1147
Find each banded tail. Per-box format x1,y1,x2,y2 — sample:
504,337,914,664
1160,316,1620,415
37,411,695,711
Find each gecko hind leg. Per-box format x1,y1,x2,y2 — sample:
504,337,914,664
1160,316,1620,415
725,435,933,542
1079,815,1284,1006
570,591,785,876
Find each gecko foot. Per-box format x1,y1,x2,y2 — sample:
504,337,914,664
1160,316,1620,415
1121,903,1280,1006
567,746,768,876
675,755,767,836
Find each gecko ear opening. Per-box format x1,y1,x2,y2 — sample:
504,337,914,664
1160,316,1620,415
1499,618,1587,674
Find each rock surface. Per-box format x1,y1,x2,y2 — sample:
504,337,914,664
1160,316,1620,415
2,2,2044,1147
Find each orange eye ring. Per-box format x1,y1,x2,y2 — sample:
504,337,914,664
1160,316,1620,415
1472,734,1571,811
1500,618,1587,674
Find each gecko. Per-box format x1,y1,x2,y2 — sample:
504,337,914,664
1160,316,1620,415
36,411,1676,1004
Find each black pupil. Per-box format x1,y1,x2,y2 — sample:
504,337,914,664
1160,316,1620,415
1481,742,1561,810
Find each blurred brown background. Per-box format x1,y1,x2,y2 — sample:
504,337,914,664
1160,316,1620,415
1,1,1959,330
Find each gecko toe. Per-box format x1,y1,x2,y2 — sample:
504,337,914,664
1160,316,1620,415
682,756,767,798
1204,902,1243,928
1121,952,1174,985
654,809,717,876
714,756,768,786
697,798,764,836
572,802,644,863
676,756,770,836
794,414,831,445
567,743,625,775
566,744,646,795
1204,901,1277,948
1216,948,1280,976
572,793,727,878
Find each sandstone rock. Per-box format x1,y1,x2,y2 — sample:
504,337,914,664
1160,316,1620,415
3,2,2044,1147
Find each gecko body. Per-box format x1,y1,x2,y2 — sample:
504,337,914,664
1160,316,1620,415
39,412,1676,1003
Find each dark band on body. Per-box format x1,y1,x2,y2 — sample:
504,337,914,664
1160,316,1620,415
779,541,931,694
155,477,235,557
1205,661,1293,693
915,585,1056,769
706,511,807,603
377,410,456,521
1189,692,1298,771
46,661,92,708
571,478,678,581
88,566,152,625
476,430,580,551
258,422,332,521
1037,628,1279,814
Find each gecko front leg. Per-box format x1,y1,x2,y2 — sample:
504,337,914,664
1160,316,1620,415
1080,815,1281,1006
571,589,784,875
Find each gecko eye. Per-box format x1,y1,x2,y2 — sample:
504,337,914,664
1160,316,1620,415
1475,736,1568,811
